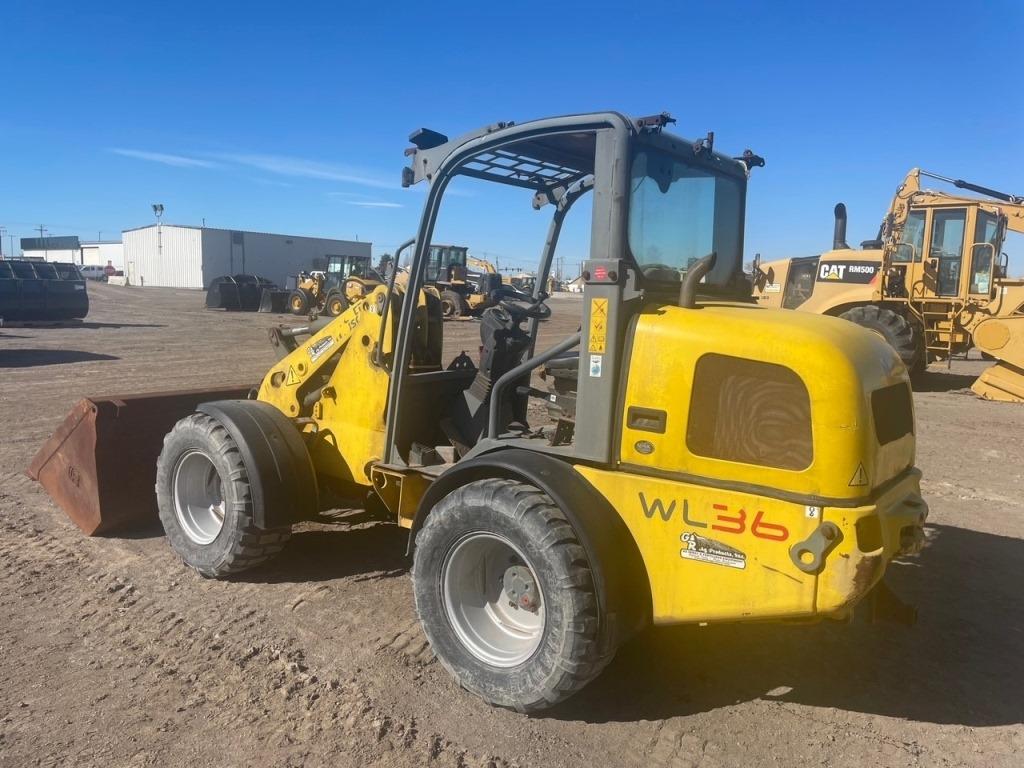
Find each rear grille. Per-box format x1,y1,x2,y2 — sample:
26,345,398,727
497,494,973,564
871,383,914,445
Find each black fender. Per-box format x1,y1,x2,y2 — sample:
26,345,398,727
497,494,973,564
197,400,318,529
409,448,652,647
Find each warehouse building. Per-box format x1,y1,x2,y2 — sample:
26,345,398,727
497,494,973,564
121,224,371,289
20,237,125,270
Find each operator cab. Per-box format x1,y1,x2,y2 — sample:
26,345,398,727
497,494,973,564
383,112,760,470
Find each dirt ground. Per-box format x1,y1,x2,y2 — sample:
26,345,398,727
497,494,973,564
1,282,1022,768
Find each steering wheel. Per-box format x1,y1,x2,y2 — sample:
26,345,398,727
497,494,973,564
491,285,551,320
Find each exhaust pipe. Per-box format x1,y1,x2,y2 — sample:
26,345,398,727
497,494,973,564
833,203,850,250
679,252,717,309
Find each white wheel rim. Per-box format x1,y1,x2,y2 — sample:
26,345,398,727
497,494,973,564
172,450,226,545
441,532,545,668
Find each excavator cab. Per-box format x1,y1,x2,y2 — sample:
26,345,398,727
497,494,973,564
754,169,1024,400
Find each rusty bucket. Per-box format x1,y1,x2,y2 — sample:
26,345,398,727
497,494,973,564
26,387,252,536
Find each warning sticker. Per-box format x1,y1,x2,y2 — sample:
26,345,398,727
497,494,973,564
680,532,746,570
285,366,301,386
589,298,608,353
848,463,869,487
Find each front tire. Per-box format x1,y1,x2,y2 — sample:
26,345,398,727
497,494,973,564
288,288,312,315
412,479,608,712
325,290,347,317
155,413,291,578
440,289,464,319
839,305,922,372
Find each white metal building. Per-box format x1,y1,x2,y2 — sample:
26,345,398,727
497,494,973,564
80,241,124,270
121,225,371,289
20,239,124,270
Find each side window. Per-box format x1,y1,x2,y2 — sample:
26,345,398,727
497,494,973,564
426,246,443,282
894,210,926,262
686,354,813,471
970,211,1000,294
930,209,967,259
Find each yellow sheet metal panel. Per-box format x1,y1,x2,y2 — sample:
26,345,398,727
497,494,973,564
816,470,926,615
576,465,818,623
619,303,914,502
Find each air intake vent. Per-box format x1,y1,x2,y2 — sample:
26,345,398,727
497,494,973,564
687,354,813,471
872,383,914,445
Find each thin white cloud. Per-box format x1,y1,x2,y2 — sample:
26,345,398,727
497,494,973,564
110,148,218,168
213,152,397,190
346,201,403,208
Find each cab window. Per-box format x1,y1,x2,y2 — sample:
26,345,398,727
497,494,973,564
970,211,1001,293
894,210,926,262
931,209,967,296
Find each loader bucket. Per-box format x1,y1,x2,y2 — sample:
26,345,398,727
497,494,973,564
26,386,252,536
971,361,1024,403
971,316,1024,403
258,287,290,313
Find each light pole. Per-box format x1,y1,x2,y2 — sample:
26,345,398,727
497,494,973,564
152,204,164,255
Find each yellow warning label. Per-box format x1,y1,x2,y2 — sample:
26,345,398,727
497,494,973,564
285,366,301,386
589,298,608,353
848,462,869,487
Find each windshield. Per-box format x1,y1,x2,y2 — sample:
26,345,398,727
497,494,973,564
628,147,744,289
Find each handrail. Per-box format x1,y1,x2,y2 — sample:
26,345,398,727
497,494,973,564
487,332,581,439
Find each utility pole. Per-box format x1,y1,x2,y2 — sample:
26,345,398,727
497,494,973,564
0,226,6,258
38,225,47,259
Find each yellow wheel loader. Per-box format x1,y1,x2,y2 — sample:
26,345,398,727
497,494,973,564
753,169,1024,401
424,244,503,319
288,254,382,317
29,112,927,711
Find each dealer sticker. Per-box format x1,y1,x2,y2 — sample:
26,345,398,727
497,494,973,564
680,532,747,570
307,335,336,362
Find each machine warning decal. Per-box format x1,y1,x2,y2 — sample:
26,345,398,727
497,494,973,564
848,463,869,487
817,261,880,284
307,336,336,363
285,366,301,386
764,282,782,293
680,532,746,570
589,298,608,353
589,354,603,377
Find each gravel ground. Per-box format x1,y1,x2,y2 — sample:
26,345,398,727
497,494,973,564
0,282,1021,767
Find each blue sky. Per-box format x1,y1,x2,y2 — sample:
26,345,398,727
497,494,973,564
2,1,1023,275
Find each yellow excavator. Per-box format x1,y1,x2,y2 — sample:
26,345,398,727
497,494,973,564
29,112,926,711
753,169,1024,401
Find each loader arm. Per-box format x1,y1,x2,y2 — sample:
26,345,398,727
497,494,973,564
258,286,390,419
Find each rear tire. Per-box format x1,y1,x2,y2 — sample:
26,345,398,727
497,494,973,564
440,289,464,319
412,479,608,712
155,412,291,578
288,289,311,315
839,305,922,372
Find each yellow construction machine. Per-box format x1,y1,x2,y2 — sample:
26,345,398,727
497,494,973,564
423,244,503,318
29,112,927,711
288,254,382,317
753,169,1024,401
